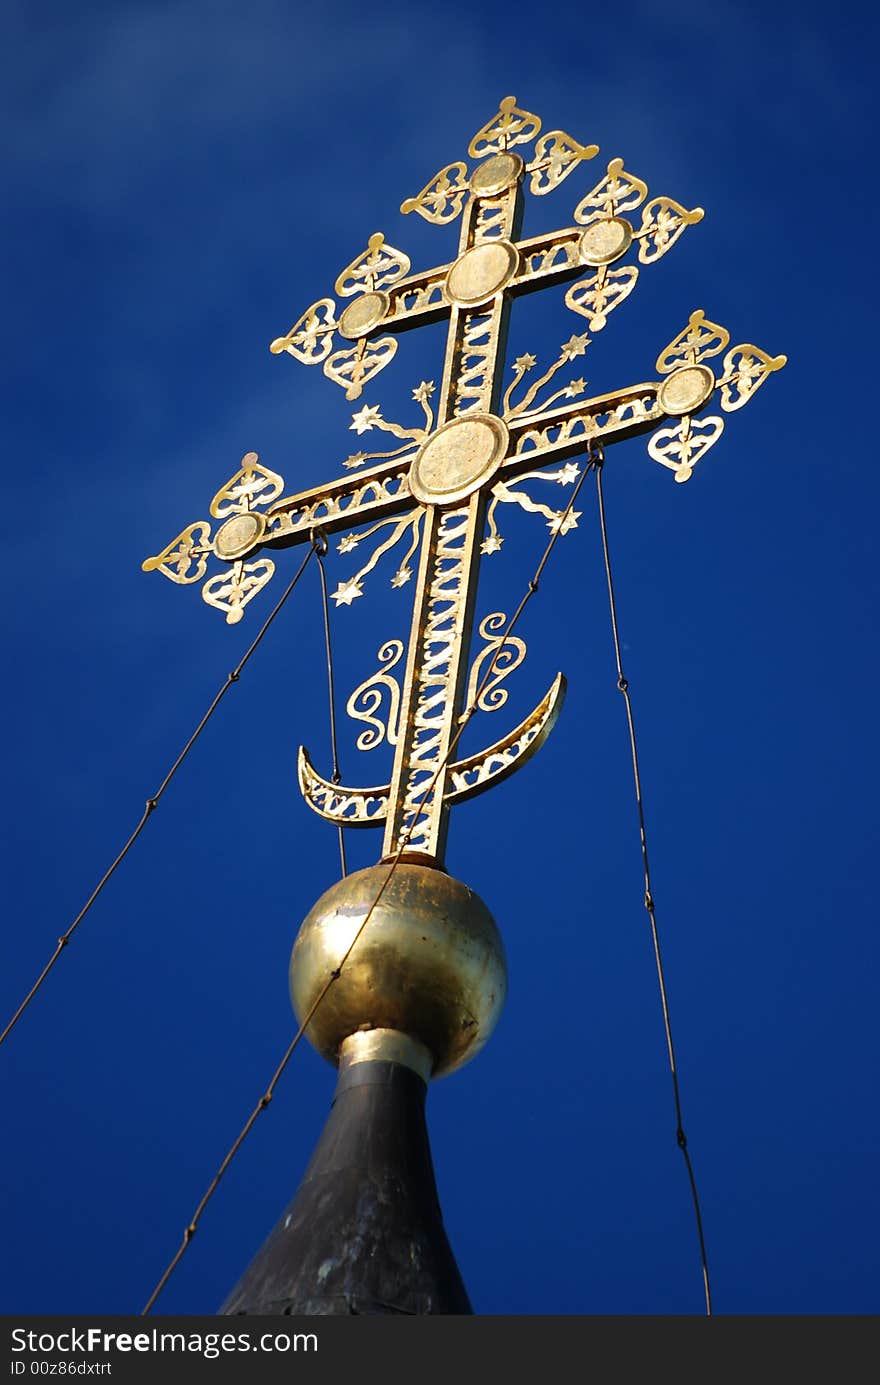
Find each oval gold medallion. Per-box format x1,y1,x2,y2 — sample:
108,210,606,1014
338,291,389,340
445,240,518,307
657,364,715,417
409,414,509,506
578,217,633,267
213,511,266,560
469,152,524,198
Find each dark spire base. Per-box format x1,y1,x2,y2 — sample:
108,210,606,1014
220,1059,472,1316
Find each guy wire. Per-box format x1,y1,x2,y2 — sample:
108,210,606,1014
141,446,601,1313
313,531,348,878
594,459,713,1316
0,540,320,1050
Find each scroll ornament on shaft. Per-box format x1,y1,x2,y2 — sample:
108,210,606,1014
565,158,704,331
346,640,404,751
466,614,526,713
647,310,787,481
142,452,284,623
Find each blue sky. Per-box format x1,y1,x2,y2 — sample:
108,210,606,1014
2,0,877,1315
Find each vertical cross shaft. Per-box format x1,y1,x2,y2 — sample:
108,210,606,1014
381,178,524,863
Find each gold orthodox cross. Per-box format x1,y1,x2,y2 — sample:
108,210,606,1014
143,96,785,868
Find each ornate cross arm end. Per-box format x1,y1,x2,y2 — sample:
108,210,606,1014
564,159,704,332
526,131,599,196
142,521,212,584
401,97,598,228
647,312,787,480
141,453,288,621
270,296,337,363
718,345,787,412
636,197,704,264
401,162,471,225
270,235,413,400
334,232,411,297
323,337,399,400
201,559,275,623
468,95,542,160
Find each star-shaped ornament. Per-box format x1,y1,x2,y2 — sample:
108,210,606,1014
555,463,580,486
332,578,364,606
560,333,590,360
337,534,360,554
480,534,504,555
391,567,413,588
548,510,581,535
513,353,537,372
350,404,383,435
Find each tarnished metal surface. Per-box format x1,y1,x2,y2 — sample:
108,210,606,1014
220,1059,471,1316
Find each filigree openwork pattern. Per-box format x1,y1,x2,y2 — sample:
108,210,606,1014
142,453,284,624
401,96,598,227
645,310,786,480
144,96,785,866
564,158,704,332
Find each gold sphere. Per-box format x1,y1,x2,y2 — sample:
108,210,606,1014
289,863,507,1078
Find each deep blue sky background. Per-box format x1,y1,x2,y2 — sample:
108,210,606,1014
2,0,877,1315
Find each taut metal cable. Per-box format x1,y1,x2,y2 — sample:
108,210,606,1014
594,459,713,1316
0,540,320,1050
141,446,601,1314
313,532,348,878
